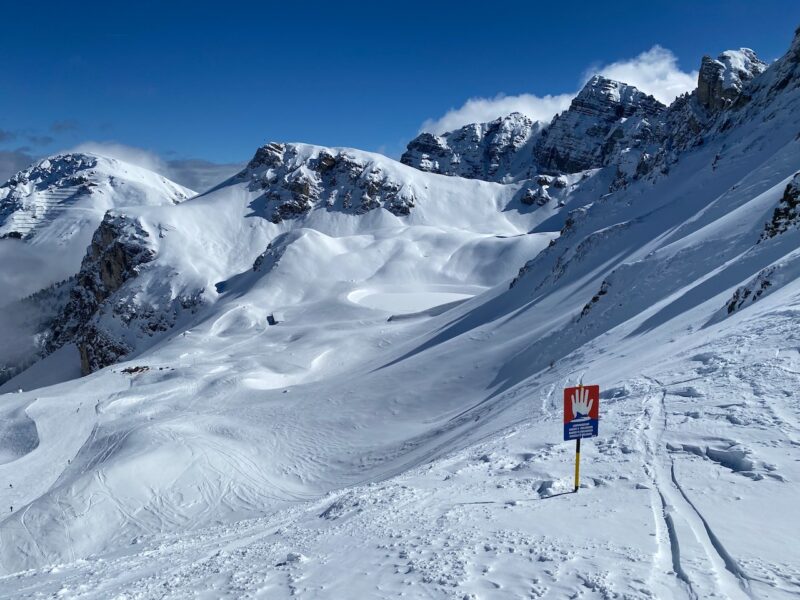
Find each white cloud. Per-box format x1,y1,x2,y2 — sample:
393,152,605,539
69,141,169,174
420,46,698,134
66,141,244,192
591,45,698,105
420,93,574,135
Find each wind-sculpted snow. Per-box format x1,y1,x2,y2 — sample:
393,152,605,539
2,26,800,600
35,141,604,376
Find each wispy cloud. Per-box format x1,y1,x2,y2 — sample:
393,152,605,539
591,45,698,105
421,46,698,135
70,141,170,173
420,93,574,135
50,119,79,133
26,134,55,146
0,148,36,183
68,141,244,192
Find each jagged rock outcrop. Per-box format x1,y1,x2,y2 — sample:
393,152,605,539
243,143,417,222
761,174,800,240
725,267,774,315
697,49,767,111
533,76,665,175
401,113,541,182
47,213,158,373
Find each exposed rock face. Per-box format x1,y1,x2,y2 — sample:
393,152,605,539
761,174,800,240
725,267,774,315
243,143,417,222
533,76,665,174
47,213,158,373
697,49,768,111
401,113,541,182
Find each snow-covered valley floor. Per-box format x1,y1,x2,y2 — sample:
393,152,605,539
2,297,798,599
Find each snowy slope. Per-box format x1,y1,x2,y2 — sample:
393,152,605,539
0,27,800,600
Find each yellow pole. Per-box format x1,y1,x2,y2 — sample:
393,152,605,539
574,383,582,492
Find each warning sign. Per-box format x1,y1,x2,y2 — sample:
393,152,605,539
563,385,600,441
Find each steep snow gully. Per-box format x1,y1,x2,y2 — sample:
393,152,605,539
1,26,800,600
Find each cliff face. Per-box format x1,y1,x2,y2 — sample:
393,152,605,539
761,173,800,240
400,112,541,182
533,75,665,175
697,49,768,111
46,213,157,373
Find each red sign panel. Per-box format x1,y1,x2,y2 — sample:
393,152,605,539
563,385,600,440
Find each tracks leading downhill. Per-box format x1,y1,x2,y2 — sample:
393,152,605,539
641,376,754,600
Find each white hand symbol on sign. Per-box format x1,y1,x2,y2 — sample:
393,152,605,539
571,387,593,421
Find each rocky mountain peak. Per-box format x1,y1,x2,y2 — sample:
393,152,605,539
572,75,663,117
400,112,541,182
243,143,417,221
0,153,192,241
2,153,99,192
533,76,664,174
697,48,768,110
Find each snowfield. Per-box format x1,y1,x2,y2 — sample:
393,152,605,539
2,305,799,599
1,25,800,600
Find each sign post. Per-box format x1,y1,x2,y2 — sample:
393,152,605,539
563,384,600,492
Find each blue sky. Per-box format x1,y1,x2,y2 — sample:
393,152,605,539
1,0,798,188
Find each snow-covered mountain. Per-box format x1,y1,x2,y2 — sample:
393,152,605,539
43,142,609,376
0,153,193,384
0,153,192,244
1,27,800,600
